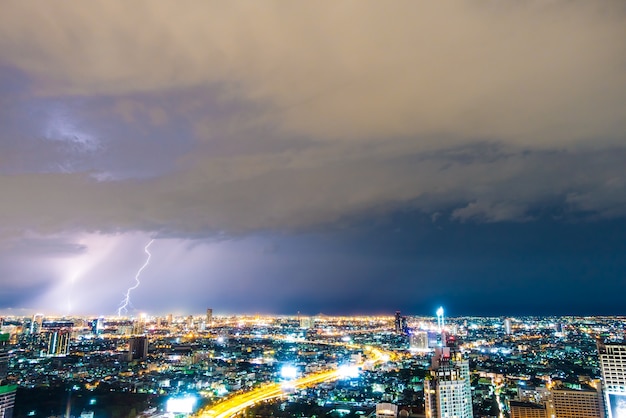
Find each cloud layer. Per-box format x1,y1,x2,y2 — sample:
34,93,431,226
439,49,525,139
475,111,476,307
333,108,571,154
0,1,625,236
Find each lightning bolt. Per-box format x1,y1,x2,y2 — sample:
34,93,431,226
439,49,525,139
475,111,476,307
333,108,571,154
118,239,155,317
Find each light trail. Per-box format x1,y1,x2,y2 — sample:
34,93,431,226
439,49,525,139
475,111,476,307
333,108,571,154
117,239,154,316
197,342,392,418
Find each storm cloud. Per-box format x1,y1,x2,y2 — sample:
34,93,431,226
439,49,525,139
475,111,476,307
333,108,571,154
0,1,625,314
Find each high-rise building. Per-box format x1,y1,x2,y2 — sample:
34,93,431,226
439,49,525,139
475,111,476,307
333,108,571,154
206,309,213,324
394,311,402,334
30,314,44,335
393,311,408,335
43,330,70,356
128,336,148,361
550,386,604,418
504,318,513,335
300,316,314,329
410,331,429,352
598,341,626,418
425,346,473,418
0,333,16,418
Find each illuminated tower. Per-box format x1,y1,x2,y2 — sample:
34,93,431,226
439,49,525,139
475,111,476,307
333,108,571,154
436,307,445,332
598,340,626,418
0,333,16,418
425,345,473,418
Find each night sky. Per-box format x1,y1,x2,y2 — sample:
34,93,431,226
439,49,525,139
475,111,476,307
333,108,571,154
0,2,625,317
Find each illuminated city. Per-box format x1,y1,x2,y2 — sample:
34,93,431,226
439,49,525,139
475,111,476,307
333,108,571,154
1,312,626,417
1,1,626,418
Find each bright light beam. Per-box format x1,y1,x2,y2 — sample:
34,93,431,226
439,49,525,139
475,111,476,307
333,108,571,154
118,239,154,316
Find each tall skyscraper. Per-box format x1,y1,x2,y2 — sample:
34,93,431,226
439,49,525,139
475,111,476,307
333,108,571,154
43,330,70,356
598,340,626,418
0,333,16,418
504,318,513,335
206,308,213,324
394,311,402,334
30,314,44,335
425,346,473,418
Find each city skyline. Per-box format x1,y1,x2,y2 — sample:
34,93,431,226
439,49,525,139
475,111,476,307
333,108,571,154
1,2,626,316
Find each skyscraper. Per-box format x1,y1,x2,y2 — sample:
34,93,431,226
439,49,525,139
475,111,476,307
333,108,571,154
504,318,513,335
0,333,16,418
598,340,626,418
410,331,429,352
206,308,213,324
43,330,70,356
30,314,43,335
425,346,473,418
394,311,402,334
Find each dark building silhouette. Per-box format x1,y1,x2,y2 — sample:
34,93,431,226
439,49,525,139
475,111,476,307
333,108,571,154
128,336,148,361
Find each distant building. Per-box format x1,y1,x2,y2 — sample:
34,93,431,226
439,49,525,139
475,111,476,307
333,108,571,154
409,331,429,352
425,346,473,418
598,341,626,418
300,316,314,329
394,311,408,335
427,331,441,349
504,318,513,335
394,311,402,334
0,333,16,418
128,336,148,361
206,308,213,324
30,314,44,335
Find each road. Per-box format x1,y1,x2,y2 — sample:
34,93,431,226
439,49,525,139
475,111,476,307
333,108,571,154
198,369,340,418
197,345,391,418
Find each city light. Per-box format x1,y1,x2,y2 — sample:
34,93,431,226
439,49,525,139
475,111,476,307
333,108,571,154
166,396,197,413
280,365,298,380
338,365,360,379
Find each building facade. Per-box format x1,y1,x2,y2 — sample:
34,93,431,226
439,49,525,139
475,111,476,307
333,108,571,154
510,401,548,418
425,346,473,418
598,341,626,418
550,387,604,418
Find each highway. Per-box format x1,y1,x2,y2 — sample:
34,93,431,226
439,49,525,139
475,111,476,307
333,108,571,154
197,345,391,418
198,369,340,418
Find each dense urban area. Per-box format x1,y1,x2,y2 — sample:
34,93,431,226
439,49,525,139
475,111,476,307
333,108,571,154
1,310,624,418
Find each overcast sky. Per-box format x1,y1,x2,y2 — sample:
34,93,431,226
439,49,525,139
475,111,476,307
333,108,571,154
0,1,625,317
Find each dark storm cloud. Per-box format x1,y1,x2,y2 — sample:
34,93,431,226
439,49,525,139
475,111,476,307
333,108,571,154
0,1,625,314
0,1,624,238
